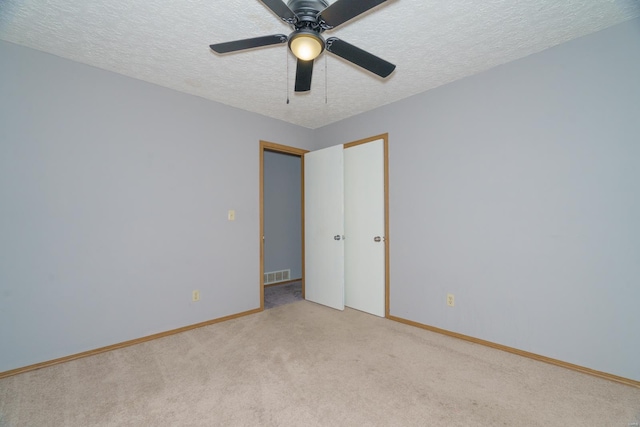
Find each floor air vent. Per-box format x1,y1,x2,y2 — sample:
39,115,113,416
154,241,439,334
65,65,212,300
264,269,291,285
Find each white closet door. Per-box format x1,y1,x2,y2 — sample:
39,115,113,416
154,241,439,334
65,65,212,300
344,139,385,317
304,145,345,311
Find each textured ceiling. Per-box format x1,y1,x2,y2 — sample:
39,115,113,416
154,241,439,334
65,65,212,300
1,0,639,129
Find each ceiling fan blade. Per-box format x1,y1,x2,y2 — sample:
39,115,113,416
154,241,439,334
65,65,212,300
294,59,314,92
259,0,298,24
326,37,395,78
319,0,388,28
210,34,288,54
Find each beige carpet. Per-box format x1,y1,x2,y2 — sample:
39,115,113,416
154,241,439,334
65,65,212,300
1,301,639,426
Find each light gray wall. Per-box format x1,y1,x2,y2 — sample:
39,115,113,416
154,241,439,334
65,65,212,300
313,19,640,381
0,40,314,373
263,151,302,280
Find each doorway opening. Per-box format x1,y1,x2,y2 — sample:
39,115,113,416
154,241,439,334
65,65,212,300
260,141,308,310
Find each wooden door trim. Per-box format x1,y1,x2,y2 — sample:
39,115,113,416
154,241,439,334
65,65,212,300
343,133,391,318
259,141,309,310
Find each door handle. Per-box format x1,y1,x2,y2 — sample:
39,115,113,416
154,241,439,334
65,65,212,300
334,235,341,241
374,236,384,242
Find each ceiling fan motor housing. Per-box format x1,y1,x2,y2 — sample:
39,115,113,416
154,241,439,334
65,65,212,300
286,0,329,59
287,0,329,28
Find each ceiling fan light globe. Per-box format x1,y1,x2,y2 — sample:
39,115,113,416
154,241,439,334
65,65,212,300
289,33,324,61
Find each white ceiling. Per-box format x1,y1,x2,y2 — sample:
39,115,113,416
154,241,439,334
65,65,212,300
1,0,639,129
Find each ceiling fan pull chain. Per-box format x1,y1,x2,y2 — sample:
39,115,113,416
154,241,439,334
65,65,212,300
325,54,328,104
286,48,290,104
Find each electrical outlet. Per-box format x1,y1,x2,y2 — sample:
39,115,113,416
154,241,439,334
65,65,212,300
228,210,235,221
192,290,200,302
447,293,455,307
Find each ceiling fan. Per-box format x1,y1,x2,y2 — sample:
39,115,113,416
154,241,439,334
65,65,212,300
209,0,396,92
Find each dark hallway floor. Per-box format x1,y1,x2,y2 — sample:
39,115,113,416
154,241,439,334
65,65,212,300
264,281,302,309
